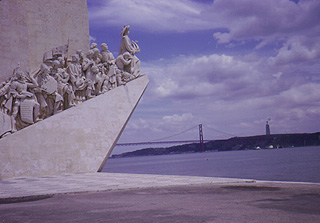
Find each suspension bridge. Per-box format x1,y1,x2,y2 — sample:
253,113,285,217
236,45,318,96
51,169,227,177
116,124,236,147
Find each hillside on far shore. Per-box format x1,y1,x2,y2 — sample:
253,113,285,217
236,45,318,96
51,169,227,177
112,132,320,158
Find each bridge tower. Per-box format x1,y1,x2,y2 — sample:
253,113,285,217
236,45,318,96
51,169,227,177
199,124,204,152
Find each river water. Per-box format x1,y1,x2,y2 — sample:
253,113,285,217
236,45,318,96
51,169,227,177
102,146,320,183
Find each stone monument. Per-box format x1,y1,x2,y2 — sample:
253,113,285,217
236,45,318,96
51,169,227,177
0,0,89,82
0,0,149,179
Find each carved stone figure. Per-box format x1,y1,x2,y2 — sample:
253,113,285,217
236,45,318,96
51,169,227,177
67,54,91,102
52,60,75,109
92,48,101,65
76,49,85,66
100,43,115,65
92,65,109,95
36,64,63,118
119,25,141,77
0,77,14,136
9,69,40,131
82,50,97,98
115,52,135,83
119,25,140,55
116,52,131,70
0,78,13,114
90,42,98,50
105,64,118,90
82,50,95,77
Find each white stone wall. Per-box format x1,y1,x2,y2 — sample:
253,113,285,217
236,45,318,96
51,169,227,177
0,0,89,81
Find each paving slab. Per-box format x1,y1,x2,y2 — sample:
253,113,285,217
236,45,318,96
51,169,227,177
0,177,320,223
0,172,254,199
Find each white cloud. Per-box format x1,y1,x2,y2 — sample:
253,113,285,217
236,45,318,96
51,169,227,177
273,72,282,80
268,37,320,65
212,32,231,44
279,83,320,107
205,0,320,68
127,118,149,130
89,0,320,41
89,0,320,71
155,78,178,97
145,53,274,101
89,35,96,43
88,0,211,32
208,0,320,41
89,0,320,51
162,113,194,123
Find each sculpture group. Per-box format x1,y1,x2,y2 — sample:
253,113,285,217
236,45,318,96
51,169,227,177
0,25,142,136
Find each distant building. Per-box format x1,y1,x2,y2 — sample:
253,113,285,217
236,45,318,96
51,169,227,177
266,121,271,135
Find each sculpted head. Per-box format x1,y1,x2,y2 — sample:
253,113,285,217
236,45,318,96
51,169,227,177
101,43,108,51
90,42,98,49
71,54,79,63
120,25,130,37
52,60,60,68
57,57,65,67
86,50,94,59
76,50,84,58
15,70,25,80
52,50,62,60
92,48,100,56
40,64,50,75
91,65,99,74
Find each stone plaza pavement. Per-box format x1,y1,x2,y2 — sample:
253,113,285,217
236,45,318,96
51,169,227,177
0,172,253,199
1,173,320,222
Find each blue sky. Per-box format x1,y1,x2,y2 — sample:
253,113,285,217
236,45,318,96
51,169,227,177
87,0,320,150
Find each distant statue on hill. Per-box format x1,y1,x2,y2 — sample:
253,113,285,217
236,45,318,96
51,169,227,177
266,121,271,135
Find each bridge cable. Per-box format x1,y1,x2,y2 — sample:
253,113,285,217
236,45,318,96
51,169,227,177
150,125,199,142
203,124,236,137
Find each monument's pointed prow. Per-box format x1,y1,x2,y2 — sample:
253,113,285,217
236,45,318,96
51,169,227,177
0,75,149,179
97,75,149,172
